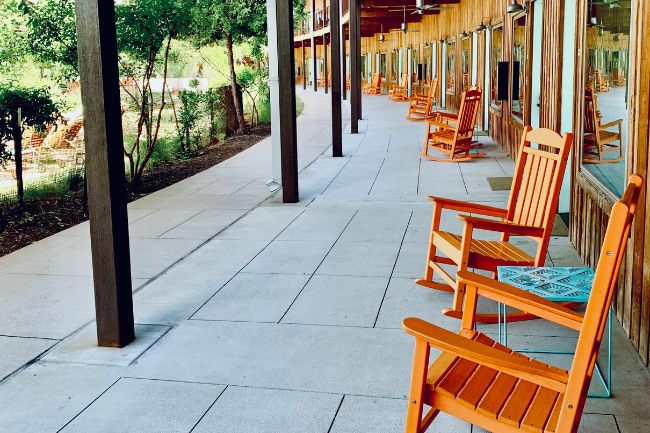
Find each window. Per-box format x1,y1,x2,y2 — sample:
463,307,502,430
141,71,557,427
424,49,431,84
412,48,420,85
446,40,456,94
391,50,399,80
581,1,631,196
380,53,387,79
490,25,504,108
461,35,471,91
511,13,528,122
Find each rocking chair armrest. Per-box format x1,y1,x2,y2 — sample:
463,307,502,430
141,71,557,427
402,318,569,393
457,215,545,237
457,271,585,331
428,196,509,218
600,118,623,129
438,112,458,120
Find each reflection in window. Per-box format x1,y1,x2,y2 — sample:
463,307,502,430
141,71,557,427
512,14,527,122
446,40,456,94
582,1,631,196
424,50,431,84
361,56,366,82
491,25,504,108
380,53,387,80
391,50,399,81
461,35,471,91
412,48,420,85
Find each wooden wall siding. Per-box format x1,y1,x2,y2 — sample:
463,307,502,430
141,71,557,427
570,0,650,366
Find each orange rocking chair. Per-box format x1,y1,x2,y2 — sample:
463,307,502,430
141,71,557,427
403,174,642,433
363,73,383,95
390,74,409,101
421,88,484,162
416,127,573,323
407,77,439,122
582,87,623,164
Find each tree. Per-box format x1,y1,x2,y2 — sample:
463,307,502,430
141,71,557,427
19,0,79,81
188,0,269,135
116,0,191,188
0,1,28,77
0,85,61,204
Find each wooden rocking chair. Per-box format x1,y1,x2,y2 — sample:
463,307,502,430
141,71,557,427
390,74,409,101
583,87,623,164
421,88,484,162
416,127,573,322
407,77,439,122
363,73,383,95
403,174,642,433
594,69,609,93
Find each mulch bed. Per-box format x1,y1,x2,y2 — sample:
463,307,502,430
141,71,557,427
0,125,270,257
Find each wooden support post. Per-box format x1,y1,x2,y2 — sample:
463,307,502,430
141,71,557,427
350,0,360,133
324,36,329,94
331,0,342,157
302,41,307,90
274,0,299,203
342,25,347,100
311,0,317,92
354,0,362,120
74,0,134,347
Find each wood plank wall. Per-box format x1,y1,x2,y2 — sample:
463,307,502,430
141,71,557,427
300,0,650,367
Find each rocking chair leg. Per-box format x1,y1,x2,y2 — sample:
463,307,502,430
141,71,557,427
405,339,430,433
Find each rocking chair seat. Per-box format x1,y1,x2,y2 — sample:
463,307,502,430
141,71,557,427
433,231,534,271
427,130,456,145
418,326,567,433
584,130,619,145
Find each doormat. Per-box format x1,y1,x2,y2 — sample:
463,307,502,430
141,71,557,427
487,177,513,191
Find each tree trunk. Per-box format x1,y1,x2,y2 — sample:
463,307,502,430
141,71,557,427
226,34,248,134
11,114,24,205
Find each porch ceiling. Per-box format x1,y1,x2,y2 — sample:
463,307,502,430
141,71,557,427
360,0,460,37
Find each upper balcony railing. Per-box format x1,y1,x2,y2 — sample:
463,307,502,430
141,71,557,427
314,7,330,31
295,12,312,35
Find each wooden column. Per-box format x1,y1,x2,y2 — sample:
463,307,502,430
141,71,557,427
302,41,307,90
74,0,134,347
311,0,317,91
324,36,329,94
330,0,342,157
342,25,348,100
354,0,362,120
274,0,299,203
350,0,360,133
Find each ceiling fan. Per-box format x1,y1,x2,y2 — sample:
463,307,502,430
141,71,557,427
411,0,454,15
590,0,624,8
377,24,393,43
388,6,420,33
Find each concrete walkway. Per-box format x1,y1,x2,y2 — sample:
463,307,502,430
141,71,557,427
0,89,648,433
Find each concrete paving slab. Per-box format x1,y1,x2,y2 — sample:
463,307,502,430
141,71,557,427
192,386,341,433
330,395,472,433
0,336,54,380
193,273,310,323
160,209,248,239
317,241,401,277
242,240,333,275
60,377,224,433
282,275,388,327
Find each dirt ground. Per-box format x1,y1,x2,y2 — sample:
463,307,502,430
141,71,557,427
0,125,270,257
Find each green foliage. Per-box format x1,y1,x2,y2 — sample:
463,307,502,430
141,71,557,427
178,89,204,155
0,85,61,161
0,1,28,76
20,0,78,81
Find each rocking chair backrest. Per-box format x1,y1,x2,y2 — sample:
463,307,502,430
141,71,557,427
426,77,439,104
506,127,573,260
400,74,408,88
584,87,598,135
557,175,642,431
454,88,482,142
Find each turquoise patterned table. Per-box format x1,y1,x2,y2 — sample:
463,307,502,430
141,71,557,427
497,266,612,398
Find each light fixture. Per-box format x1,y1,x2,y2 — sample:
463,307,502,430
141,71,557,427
476,23,487,33
507,0,525,14
460,30,469,38
379,33,385,42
